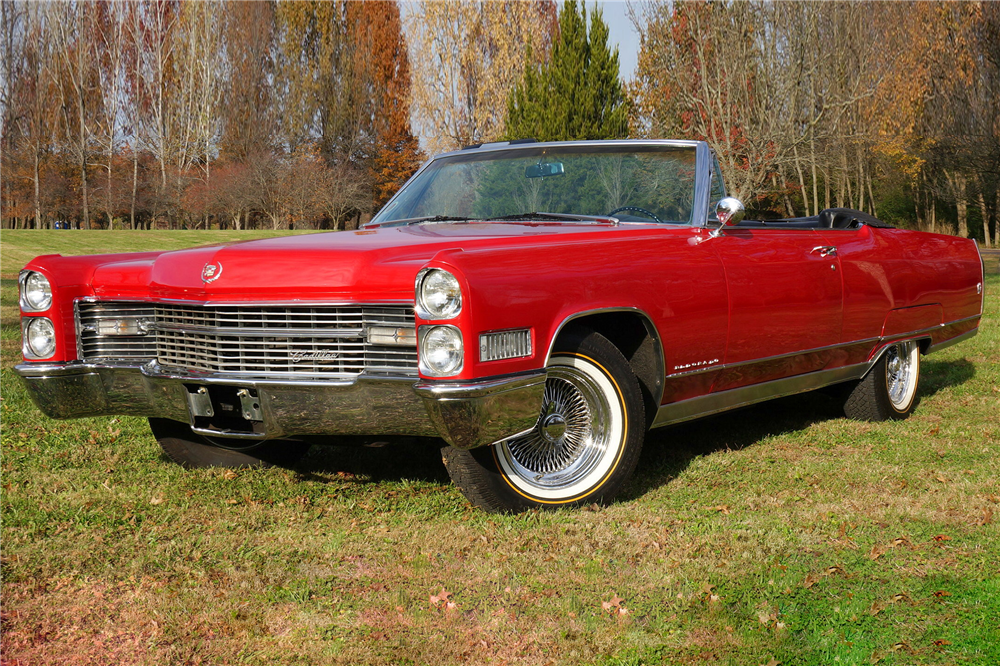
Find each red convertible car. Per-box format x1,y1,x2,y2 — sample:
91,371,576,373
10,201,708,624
16,140,985,512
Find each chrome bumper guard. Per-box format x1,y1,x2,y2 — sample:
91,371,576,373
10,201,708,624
14,361,545,450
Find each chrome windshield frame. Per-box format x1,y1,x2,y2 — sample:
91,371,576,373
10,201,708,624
366,139,714,229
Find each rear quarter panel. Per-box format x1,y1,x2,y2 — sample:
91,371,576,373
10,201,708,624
819,226,983,349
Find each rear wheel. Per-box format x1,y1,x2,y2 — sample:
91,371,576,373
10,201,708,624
149,418,310,469
442,329,645,512
843,340,921,421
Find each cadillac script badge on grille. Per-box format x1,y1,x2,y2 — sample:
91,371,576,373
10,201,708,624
201,262,222,283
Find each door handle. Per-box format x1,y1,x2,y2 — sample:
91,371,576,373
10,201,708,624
811,246,837,258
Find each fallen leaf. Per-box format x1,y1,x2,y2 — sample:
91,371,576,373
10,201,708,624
602,595,624,612
430,589,452,606
932,640,951,646
150,497,164,505
932,535,952,542
868,545,887,560
759,658,781,666
932,590,952,598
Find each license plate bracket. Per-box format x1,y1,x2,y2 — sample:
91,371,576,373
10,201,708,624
184,384,265,436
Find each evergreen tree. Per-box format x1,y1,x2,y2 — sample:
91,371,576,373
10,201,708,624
505,0,628,141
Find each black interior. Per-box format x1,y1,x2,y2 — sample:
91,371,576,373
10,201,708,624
735,207,893,230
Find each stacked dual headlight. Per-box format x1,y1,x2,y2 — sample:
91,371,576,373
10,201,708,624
19,271,56,359
415,268,463,376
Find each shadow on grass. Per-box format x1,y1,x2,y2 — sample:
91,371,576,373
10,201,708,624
920,358,976,399
294,436,450,485
164,357,977,497
624,357,976,502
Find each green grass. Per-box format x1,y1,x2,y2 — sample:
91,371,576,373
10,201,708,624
1,229,321,275
2,232,998,665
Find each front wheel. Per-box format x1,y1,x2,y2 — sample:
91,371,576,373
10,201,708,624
442,329,645,512
843,340,921,421
149,418,310,469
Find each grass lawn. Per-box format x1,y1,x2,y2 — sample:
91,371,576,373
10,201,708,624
2,231,998,665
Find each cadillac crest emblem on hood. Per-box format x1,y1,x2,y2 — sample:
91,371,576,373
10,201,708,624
201,262,222,283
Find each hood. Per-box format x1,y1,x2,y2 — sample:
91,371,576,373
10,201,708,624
89,222,627,302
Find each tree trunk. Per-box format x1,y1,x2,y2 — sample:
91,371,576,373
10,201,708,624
33,151,42,229
131,150,137,230
867,171,876,218
793,146,807,217
809,130,818,217
977,189,991,248
930,193,937,234
824,168,830,212
955,174,968,238
995,188,999,248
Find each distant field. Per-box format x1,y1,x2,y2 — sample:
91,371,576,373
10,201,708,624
1,229,321,277
2,231,998,665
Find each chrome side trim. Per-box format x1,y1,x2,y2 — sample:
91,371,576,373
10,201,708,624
882,314,981,344
666,337,881,378
544,306,665,406
667,312,982,381
652,362,868,429
926,327,979,354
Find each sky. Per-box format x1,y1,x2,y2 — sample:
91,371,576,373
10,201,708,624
400,1,644,148
598,0,641,82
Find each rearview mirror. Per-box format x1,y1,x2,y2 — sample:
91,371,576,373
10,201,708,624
716,197,745,226
525,162,565,179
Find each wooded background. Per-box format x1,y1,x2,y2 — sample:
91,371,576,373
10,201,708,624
1,0,997,245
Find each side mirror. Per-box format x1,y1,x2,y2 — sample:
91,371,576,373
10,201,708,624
716,197,745,227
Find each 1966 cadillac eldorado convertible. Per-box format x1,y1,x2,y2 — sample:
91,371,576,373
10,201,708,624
16,140,985,512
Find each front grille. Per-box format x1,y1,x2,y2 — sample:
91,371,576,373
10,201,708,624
77,302,418,377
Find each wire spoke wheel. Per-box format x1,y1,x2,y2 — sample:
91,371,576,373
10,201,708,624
844,339,921,421
441,329,646,512
498,364,612,493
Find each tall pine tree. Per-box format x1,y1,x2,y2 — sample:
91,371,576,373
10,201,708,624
505,0,628,141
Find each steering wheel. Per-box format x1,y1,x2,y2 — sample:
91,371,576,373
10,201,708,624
607,206,662,223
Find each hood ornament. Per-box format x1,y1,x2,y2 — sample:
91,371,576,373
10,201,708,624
201,262,222,283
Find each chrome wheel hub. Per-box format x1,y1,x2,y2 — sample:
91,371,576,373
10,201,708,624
541,412,568,443
886,341,917,410
498,364,612,490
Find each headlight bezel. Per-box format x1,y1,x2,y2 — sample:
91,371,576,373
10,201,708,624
418,325,464,377
415,268,462,320
22,317,57,359
19,270,53,311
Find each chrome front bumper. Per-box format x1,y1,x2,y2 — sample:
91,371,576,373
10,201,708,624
14,362,546,450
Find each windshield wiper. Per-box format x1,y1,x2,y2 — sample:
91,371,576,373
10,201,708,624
375,215,474,227
485,212,611,223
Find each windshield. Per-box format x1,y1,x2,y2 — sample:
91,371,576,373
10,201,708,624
370,144,699,226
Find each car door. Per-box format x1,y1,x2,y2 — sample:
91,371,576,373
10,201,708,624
711,227,843,392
